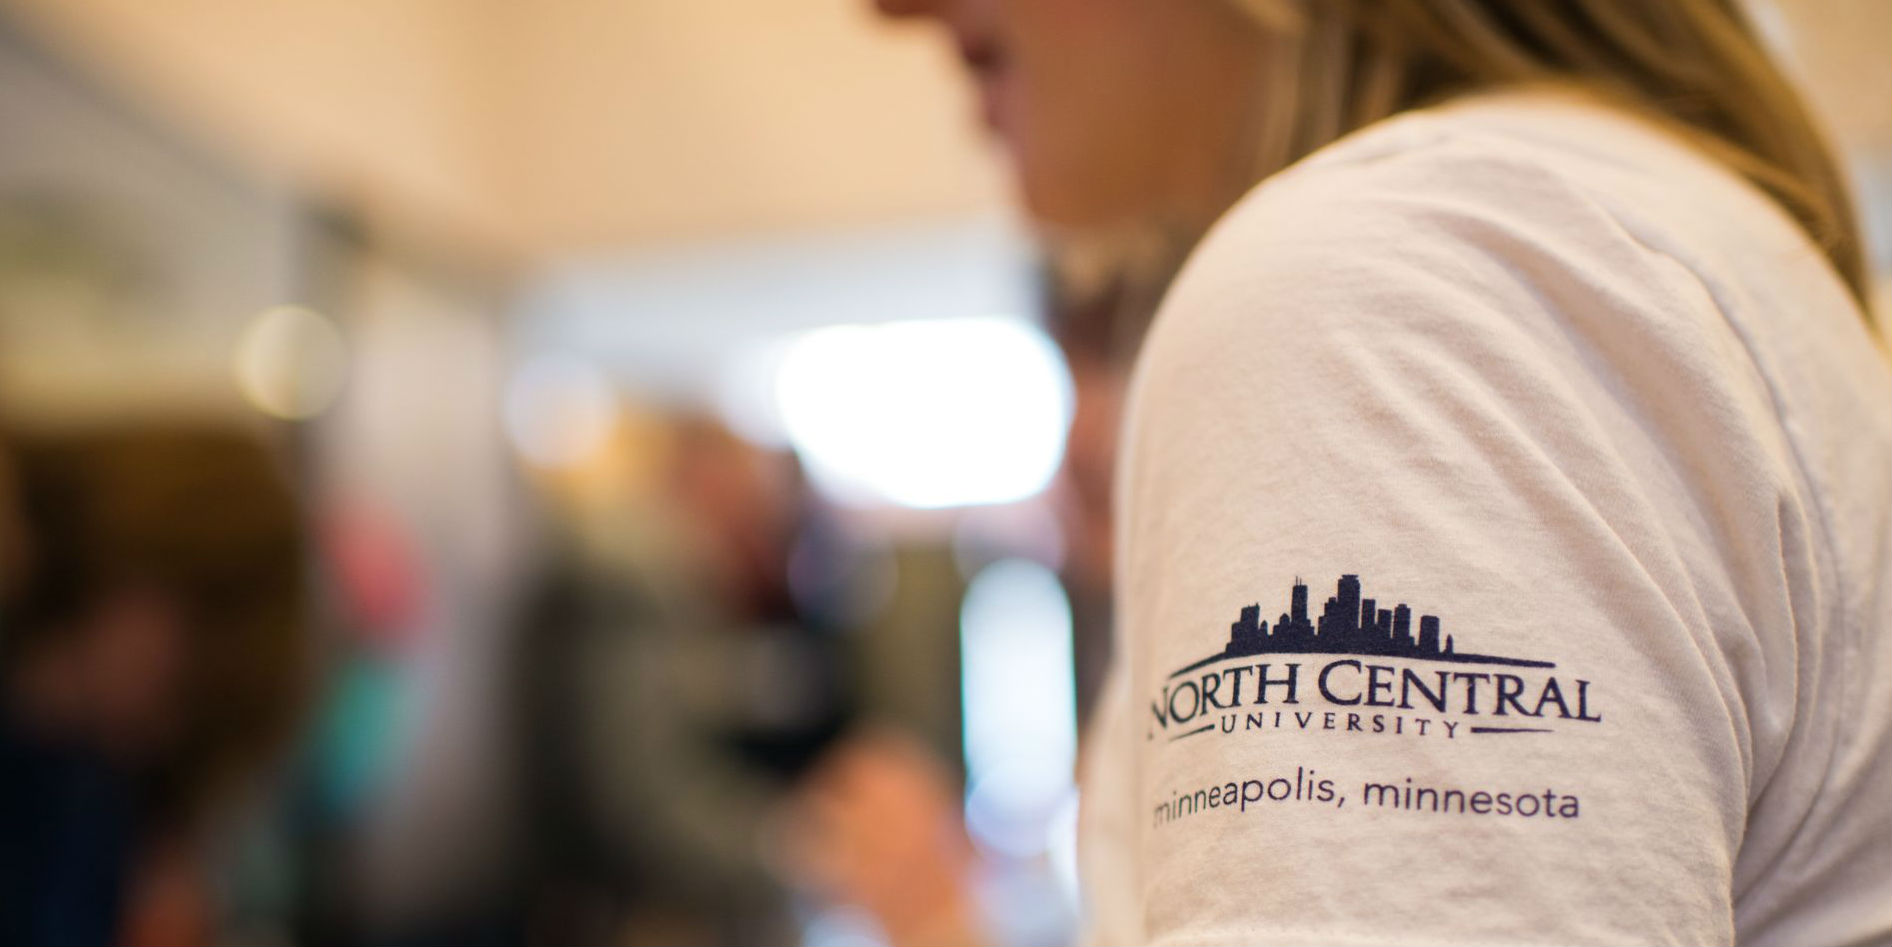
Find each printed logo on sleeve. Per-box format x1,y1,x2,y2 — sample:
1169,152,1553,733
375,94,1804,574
1147,574,1602,827
1148,574,1602,744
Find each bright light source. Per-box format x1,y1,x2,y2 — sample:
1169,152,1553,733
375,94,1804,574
959,558,1077,858
775,318,1071,509
504,353,618,468
233,305,349,420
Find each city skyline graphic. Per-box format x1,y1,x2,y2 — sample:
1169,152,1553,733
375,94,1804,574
1171,574,1556,678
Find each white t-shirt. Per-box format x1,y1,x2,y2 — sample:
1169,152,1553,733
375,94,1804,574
1079,87,1892,946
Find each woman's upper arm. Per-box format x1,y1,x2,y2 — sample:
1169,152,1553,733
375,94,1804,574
1100,166,1805,944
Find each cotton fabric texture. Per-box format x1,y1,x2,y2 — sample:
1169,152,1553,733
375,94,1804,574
1080,87,1892,946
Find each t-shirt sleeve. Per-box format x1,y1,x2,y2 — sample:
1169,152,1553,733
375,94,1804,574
1095,149,1810,945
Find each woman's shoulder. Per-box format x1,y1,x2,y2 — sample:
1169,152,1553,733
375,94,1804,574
1159,84,1862,368
1160,95,1697,354
1131,86,1868,538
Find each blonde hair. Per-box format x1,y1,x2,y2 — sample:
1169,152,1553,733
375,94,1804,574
1226,0,1873,319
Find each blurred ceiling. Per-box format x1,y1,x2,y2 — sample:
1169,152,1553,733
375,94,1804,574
1,0,1885,269
0,0,1008,262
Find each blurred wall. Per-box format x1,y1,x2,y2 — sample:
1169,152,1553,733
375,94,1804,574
1768,0,1892,156
1,0,1006,261
0,23,299,423
1,0,498,253
484,0,1006,248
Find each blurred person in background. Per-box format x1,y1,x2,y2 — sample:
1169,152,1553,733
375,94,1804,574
0,426,304,947
877,0,1891,943
0,445,24,604
512,415,860,945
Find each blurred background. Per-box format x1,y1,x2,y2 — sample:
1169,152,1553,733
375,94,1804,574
0,2,1885,945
